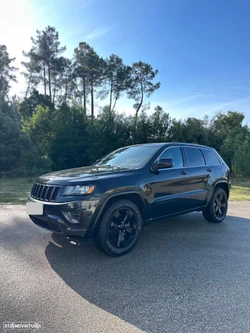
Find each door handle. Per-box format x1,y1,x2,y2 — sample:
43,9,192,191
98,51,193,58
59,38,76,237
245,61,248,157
181,171,189,175
207,168,214,172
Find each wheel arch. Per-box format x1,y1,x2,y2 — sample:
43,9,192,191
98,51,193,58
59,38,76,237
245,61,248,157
91,192,148,236
213,181,230,199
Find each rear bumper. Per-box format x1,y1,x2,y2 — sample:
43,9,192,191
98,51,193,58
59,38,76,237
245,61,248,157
27,196,97,238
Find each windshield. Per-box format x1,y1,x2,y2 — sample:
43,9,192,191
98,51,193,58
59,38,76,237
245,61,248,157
96,145,160,168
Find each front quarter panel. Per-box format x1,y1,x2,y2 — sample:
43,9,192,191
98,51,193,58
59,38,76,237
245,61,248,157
88,170,153,232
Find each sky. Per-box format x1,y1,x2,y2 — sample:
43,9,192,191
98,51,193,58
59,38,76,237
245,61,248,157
1,0,250,123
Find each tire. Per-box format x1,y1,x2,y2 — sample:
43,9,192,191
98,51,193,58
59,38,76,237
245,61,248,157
202,187,228,223
93,199,142,256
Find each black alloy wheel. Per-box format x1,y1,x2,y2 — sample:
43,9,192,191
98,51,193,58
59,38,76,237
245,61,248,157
93,199,142,256
108,207,137,249
202,187,228,223
213,191,227,219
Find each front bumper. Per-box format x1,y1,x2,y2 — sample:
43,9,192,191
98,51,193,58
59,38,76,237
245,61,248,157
27,196,98,238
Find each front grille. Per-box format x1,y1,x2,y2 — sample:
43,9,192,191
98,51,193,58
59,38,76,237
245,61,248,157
31,183,60,201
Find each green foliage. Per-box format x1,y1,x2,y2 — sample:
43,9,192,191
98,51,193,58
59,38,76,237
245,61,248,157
49,105,89,169
93,106,133,156
1,94,250,178
169,117,209,145
213,111,244,132
22,26,66,105
104,54,131,111
135,106,171,143
73,42,106,118
22,105,52,169
219,125,249,167
232,139,250,177
0,99,36,172
127,61,160,129
0,45,17,99
0,26,249,179
18,90,52,120
21,25,161,121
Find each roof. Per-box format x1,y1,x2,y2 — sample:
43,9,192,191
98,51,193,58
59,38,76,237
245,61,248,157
135,142,213,149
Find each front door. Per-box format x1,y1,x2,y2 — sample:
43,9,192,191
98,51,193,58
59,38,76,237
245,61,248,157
150,146,195,219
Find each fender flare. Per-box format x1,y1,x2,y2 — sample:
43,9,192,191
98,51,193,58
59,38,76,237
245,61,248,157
90,190,148,234
211,180,230,200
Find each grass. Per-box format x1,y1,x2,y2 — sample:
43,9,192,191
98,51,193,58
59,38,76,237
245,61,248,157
230,178,250,201
0,177,35,204
0,176,249,204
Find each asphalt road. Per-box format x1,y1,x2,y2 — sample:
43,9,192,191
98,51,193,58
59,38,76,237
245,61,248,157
0,202,250,333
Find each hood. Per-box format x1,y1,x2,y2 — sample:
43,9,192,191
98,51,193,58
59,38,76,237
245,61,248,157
37,165,131,183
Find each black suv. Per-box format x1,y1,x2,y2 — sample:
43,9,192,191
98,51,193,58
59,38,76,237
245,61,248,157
27,143,230,256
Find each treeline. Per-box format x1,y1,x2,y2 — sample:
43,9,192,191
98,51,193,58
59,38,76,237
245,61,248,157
19,26,160,127
1,99,250,177
0,26,250,177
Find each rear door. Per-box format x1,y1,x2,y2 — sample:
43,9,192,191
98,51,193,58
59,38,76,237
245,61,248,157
150,146,194,219
184,147,210,207
201,147,223,192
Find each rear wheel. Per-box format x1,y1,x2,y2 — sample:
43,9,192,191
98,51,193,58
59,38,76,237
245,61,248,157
93,199,142,256
202,187,228,223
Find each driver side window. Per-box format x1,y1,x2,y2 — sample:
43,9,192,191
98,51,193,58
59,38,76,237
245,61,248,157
159,147,184,168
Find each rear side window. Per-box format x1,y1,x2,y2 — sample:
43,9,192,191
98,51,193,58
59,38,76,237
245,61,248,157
185,148,205,166
159,147,184,168
202,149,221,165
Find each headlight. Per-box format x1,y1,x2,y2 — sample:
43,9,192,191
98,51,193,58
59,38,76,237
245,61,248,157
63,185,95,196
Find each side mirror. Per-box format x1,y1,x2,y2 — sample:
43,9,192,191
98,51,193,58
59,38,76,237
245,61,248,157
158,158,174,169
151,158,174,172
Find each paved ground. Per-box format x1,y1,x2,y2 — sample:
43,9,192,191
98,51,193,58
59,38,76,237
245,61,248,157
0,202,250,333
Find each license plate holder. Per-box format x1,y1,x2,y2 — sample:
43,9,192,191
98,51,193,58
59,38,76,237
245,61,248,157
26,202,43,215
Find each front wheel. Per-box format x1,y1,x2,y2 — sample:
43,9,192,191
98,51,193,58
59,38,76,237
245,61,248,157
202,187,228,223
93,199,142,256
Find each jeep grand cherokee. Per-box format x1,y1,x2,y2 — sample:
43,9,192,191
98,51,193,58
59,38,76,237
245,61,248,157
26,143,230,256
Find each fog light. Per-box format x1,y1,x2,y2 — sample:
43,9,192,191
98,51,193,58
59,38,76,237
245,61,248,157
67,202,81,210
69,211,81,221
62,210,82,224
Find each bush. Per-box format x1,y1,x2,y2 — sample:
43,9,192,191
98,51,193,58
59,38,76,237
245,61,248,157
0,99,37,172
232,142,250,177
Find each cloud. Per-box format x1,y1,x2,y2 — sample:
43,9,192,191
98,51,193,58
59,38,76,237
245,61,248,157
168,94,204,104
148,95,250,123
85,27,112,40
209,97,250,113
152,93,205,110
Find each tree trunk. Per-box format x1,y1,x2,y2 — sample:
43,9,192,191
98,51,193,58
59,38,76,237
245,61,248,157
48,65,52,104
112,96,118,112
52,80,56,105
25,78,30,99
109,82,113,111
0,76,3,97
83,77,86,115
90,81,94,120
135,84,144,132
43,64,46,96
64,79,68,104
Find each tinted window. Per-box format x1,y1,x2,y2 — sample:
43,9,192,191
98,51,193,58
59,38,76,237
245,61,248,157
159,147,183,168
202,149,221,165
185,148,205,166
96,145,160,168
